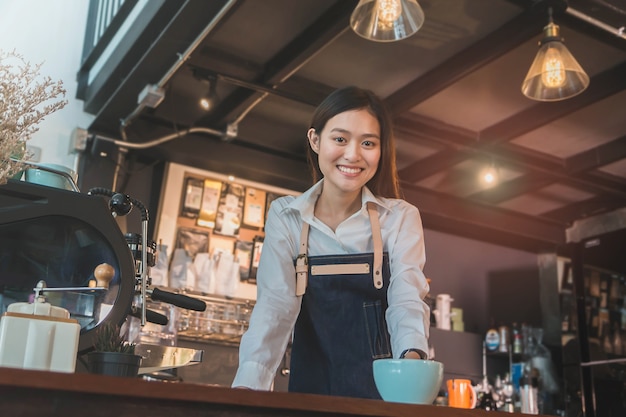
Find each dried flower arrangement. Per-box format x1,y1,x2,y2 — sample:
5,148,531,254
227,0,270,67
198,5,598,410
0,49,67,184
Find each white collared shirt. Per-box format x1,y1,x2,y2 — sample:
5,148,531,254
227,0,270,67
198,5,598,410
232,180,430,390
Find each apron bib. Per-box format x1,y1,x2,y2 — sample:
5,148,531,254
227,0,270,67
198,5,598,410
288,203,392,399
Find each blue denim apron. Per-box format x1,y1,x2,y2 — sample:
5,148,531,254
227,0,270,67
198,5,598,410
288,203,392,399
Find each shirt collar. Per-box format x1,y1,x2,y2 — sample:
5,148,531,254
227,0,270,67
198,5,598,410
284,179,392,222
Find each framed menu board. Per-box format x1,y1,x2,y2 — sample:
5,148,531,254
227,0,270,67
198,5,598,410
242,187,267,229
196,179,222,228
180,177,204,218
214,182,244,237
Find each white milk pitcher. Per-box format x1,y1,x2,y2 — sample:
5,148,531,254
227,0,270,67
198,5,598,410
433,294,455,330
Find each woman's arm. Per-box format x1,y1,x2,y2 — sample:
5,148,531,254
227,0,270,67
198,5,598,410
231,200,302,390
384,202,431,359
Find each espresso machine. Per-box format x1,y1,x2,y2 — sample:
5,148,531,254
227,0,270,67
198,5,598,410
0,176,205,373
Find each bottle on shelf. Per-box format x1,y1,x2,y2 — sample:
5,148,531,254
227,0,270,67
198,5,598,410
519,375,539,415
498,324,510,353
512,322,523,355
485,319,500,352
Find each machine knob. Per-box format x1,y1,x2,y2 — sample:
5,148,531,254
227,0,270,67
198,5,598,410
109,193,132,216
94,263,115,289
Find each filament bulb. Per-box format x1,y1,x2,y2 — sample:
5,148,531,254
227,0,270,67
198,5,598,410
541,45,566,88
377,0,402,29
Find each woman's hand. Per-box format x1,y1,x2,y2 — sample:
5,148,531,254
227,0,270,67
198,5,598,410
402,350,422,359
399,348,425,359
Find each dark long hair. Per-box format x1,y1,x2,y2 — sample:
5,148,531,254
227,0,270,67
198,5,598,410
306,86,401,199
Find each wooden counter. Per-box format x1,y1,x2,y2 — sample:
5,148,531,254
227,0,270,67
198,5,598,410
0,367,538,416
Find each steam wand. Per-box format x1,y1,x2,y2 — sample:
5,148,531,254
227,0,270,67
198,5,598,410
139,203,148,325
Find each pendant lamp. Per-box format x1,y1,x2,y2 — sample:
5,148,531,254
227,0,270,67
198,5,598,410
521,8,589,101
350,0,425,42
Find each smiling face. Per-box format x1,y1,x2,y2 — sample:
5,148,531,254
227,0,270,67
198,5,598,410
308,108,381,199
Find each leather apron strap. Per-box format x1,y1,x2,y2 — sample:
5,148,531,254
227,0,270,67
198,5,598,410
295,201,383,296
367,202,384,289
295,222,310,296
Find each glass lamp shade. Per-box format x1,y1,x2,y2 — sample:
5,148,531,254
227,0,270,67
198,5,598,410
521,23,589,101
350,0,425,42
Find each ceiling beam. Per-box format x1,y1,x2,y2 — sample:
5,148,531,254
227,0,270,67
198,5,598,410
139,130,312,193
480,61,626,144
468,167,626,220
398,149,464,184
564,135,626,172
398,59,626,179
397,61,626,196
396,115,476,182
386,11,543,115
542,194,626,223
400,134,626,202
196,0,357,128
400,183,566,252
469,173,555,204
490,142,626,198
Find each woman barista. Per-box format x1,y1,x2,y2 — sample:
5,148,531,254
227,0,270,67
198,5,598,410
232,86,430,399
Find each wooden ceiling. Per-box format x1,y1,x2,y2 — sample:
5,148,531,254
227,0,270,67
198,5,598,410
79,0,626,257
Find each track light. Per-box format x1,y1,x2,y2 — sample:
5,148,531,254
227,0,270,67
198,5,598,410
350,0,425,42
199,76,219,111
521,7,589,101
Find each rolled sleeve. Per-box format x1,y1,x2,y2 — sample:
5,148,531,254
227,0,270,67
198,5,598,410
231,199,301,389
384,203,431,358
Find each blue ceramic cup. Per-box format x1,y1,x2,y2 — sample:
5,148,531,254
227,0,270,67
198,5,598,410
373,358,444,404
